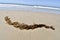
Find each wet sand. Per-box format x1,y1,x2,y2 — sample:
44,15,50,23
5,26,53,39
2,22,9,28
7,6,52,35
0,10,60,40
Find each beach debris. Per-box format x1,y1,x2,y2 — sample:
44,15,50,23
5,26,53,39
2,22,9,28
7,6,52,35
4,16,55,30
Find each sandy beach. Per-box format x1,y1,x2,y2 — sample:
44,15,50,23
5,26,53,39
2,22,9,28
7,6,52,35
0,10,60,40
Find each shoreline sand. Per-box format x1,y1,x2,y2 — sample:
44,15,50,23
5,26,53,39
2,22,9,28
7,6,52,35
0,10,60,40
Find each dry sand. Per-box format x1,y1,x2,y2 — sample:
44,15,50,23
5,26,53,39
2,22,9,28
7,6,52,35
0,10,60,40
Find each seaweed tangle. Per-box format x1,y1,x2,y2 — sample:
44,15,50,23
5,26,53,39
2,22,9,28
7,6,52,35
4,16,55,30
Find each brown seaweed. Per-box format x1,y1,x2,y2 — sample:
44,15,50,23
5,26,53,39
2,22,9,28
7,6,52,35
4,16,55,30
